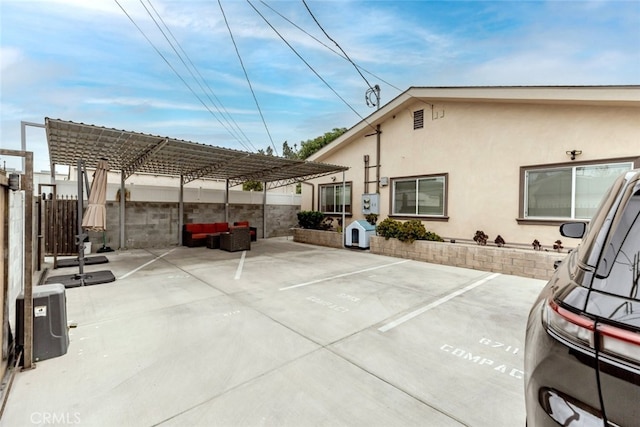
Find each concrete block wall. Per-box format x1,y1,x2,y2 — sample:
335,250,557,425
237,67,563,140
370,236,565,281
95,202,300,249
266,205,301,237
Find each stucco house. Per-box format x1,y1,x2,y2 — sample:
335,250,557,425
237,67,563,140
302,86,640,248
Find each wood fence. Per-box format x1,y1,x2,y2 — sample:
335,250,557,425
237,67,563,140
42,196,79,256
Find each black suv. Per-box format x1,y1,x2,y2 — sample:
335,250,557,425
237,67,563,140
525,169,640,426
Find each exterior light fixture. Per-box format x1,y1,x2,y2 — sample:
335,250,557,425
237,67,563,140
566,150,583,161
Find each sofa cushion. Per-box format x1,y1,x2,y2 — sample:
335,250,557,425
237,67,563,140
214,222,229,233
235,221,250,227
192,233,208,240
185,223,203,233
202,223,216,233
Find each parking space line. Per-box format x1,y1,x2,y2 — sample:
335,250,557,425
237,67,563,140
118,248,176,280
279,260,410,291
234,251,247,280
378,272,501,333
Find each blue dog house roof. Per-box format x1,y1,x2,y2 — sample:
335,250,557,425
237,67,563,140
350,220,376,232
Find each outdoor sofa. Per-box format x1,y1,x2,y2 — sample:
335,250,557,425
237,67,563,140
182,222,230,247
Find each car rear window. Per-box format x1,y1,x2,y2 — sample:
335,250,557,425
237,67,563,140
593,192,640,301
575,175,628,268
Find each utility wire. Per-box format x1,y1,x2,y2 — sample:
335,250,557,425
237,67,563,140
218,0,279,156
302,0,375,92
259,0,433,109
138,0,253,150
114,0,255,152
260,1,402,92
247,0,376,131
144,0,256,151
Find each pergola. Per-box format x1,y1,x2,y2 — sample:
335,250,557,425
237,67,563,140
45,118,348,246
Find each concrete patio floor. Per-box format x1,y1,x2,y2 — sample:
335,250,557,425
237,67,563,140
1,237,546,427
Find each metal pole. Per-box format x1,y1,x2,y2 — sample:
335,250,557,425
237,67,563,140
225,179,230,223
119,172,125,249
20,121,44,173
76,160,85,276
262,182,267,239
178,176,184,246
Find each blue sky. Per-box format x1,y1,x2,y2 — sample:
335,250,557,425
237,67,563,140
1,0,639,172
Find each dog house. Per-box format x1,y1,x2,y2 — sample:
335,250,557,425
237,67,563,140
345,220,376,249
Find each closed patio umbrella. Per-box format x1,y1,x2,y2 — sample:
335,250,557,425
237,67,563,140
81,159,109,231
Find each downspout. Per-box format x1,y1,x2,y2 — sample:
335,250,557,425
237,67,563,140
376,124,381,194
342,170,346,248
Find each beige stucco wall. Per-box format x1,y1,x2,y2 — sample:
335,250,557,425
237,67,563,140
303,90,640,248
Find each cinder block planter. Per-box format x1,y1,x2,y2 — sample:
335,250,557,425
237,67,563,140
293,228,343,249
370,236,565,281
292,230,565,281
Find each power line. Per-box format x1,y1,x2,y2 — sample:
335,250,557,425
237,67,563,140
247,0,377,131
259,1,433,109
114,0,256,152
218,0,279,156
302,0,375,92
259,1,403,93
144,0,257,151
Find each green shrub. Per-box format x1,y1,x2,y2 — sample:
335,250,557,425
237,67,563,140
376,218,401,240
399,219,427,243
297,211,325,229
376,218,443,243
424,231,445,242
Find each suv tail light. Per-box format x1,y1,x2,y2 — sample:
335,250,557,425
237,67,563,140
598,323,640,364
543,299,595,347
544,299,640,364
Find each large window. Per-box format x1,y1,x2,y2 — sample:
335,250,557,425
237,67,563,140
524,162,633,220
319,182,351,214
392,174,447,217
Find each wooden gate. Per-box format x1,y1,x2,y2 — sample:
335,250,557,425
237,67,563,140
42,196,79,256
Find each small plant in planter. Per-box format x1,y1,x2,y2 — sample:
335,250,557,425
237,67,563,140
494,235,505,247
532,239,542,251
473,230,489,246
365,213,378,226
321,216,335,230
554,240,564,252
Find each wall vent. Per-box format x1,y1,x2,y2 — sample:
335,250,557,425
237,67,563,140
413,109,424,130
